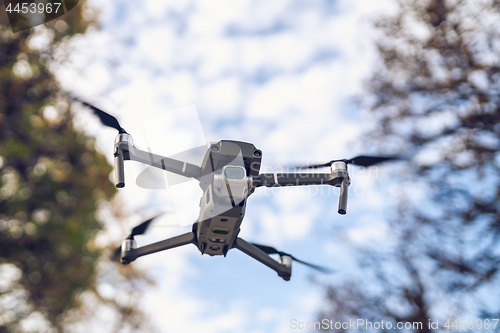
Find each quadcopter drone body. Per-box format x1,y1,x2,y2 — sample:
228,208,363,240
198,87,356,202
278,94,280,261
79,100,398,281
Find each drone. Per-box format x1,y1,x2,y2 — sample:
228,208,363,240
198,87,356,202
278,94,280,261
77,100,398,281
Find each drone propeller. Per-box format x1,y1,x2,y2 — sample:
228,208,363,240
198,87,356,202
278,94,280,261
111,215,160,261
251,243,334,274
74,98,127,134
295,155,400,169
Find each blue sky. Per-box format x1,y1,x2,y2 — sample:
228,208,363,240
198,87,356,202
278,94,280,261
48,0,401,332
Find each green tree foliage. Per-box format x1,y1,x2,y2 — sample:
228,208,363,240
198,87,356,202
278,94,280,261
319,0,500,331
0,3,150,332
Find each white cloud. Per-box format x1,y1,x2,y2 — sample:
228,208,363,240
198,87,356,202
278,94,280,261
201,77,242,115
134,26,177,67
346,219,390,244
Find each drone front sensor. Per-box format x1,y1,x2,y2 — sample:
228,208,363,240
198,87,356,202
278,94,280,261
77,99,399,281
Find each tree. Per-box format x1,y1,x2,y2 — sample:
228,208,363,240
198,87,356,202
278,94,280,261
0,3,150,332
318,0,500,331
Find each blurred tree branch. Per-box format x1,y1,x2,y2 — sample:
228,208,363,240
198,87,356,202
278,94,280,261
0,2,153,332
319,0,500,331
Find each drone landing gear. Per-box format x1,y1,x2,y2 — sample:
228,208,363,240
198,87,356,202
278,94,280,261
121,231,196,264
233,238,292,281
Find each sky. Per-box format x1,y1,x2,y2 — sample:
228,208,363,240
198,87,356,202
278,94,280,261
51,0,401,332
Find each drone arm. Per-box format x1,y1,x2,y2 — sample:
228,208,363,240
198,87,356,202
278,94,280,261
121,231,196,264
233,237,291,281
338,178,349,214
254,173,341,187
114,146,126,188
115,141,203,180
255,169,351,215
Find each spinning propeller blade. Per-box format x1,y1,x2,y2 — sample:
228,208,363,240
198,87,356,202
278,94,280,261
251,243,334,274
295,155,400,169
111,216,161,261
129,216,158,237
346,155,400,167
111,246,122,262
74,98,127,133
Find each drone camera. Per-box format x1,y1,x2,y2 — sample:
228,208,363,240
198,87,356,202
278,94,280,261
213,165,251,200
224,166,245,180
